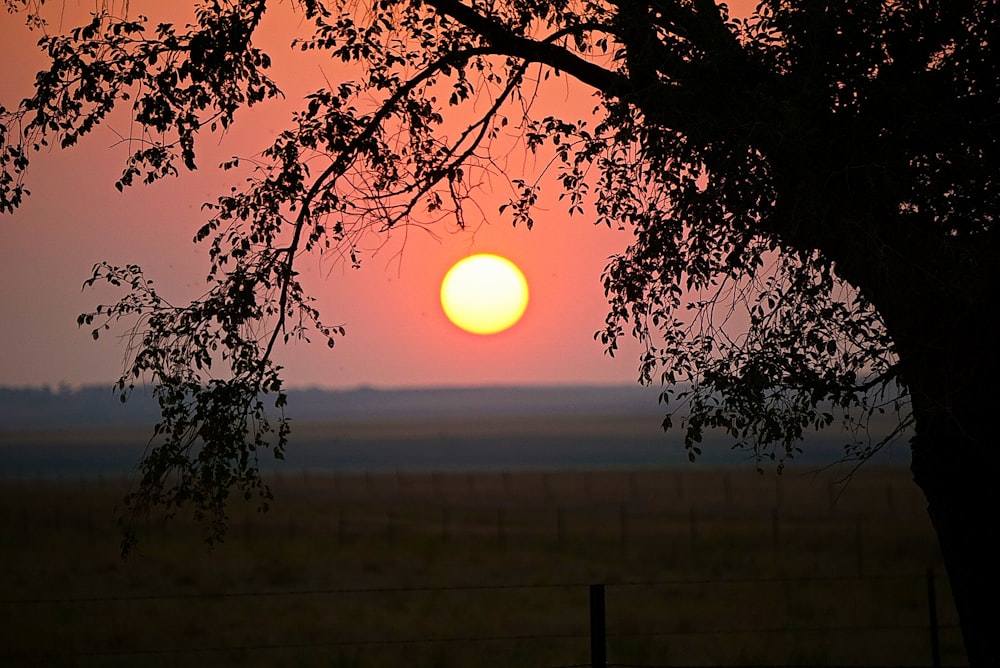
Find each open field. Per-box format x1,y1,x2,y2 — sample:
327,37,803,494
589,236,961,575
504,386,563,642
0,465,963,667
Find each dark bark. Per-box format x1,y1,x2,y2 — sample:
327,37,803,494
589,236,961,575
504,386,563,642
885,261,1000,667
909,379,1000,666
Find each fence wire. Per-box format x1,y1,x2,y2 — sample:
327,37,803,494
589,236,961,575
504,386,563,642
1,573,959,667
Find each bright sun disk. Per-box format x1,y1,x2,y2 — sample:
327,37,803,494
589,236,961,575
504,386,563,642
440,254,529,335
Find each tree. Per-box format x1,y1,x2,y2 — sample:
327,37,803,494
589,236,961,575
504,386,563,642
2,0,997,662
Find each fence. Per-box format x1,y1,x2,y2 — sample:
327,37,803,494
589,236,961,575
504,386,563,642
0,468,967,666
2,572,960,667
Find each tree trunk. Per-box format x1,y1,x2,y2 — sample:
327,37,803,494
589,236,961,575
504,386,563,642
826,242,999,665
901,305,1000,667
850,222,1000,666
910,405,1000,667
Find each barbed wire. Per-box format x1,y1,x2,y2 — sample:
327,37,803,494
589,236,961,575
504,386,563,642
0,630,590,661
1,572,957,666
1,571,931,606
0,621,957,662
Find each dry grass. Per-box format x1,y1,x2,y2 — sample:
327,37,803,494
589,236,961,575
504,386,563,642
0,465,964,667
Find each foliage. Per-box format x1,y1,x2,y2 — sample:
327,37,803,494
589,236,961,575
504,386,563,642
4,0,996,549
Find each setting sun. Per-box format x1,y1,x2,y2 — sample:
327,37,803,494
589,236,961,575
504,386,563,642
440,254,529,335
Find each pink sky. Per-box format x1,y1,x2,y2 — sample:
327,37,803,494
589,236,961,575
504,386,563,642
0,3,670,390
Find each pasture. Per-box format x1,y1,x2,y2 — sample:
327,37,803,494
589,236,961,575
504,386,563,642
0,462,964,666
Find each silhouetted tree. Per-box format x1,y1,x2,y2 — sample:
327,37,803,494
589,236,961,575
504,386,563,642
2,1,997,662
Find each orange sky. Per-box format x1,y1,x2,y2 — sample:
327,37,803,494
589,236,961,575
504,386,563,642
0,2,681,390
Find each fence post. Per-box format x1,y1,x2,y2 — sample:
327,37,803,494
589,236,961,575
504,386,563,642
771,508,780,565
590,584,607,668
496,507,506,549
557,506,566,546
689,507,699,554
440,507,450,541
855,516,864,578
619,504,628,550
927,568,941,668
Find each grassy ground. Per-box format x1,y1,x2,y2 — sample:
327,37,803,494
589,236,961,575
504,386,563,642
0,465,964,667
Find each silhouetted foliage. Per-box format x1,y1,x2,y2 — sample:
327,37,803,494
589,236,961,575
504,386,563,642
2,1,997,662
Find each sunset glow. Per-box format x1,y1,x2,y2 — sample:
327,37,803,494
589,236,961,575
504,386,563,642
0,5,643,389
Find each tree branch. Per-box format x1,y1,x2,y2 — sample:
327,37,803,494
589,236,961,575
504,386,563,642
256,42,502,384
424,0,631,96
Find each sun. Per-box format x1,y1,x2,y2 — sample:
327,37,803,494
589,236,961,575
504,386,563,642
441,254,529,335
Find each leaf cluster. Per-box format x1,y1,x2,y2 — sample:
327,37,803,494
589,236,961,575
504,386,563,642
1,0,280,211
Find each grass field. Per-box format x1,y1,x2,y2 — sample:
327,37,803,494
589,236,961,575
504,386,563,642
0,464,965,667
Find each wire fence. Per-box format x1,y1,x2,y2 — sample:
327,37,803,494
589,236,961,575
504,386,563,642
2,572,962,668
0,467,966,666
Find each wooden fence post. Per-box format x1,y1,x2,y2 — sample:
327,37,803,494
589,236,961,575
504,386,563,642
496,507,506,549
557,506,566,546
927,568,941,668
590,584,607,668
771,508,780,565
689,507,699,554
619,504,628,550
855,517,865,578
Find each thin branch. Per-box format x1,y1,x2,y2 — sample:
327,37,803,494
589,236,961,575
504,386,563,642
256,43,501,385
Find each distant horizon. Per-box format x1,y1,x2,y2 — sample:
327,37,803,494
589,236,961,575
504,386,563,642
0,379,652,392
0,383,669,434
0,379,912,477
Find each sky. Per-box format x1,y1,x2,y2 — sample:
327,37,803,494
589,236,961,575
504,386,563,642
0,1,672,391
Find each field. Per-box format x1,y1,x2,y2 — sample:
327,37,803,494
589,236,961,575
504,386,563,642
0,459,965,668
